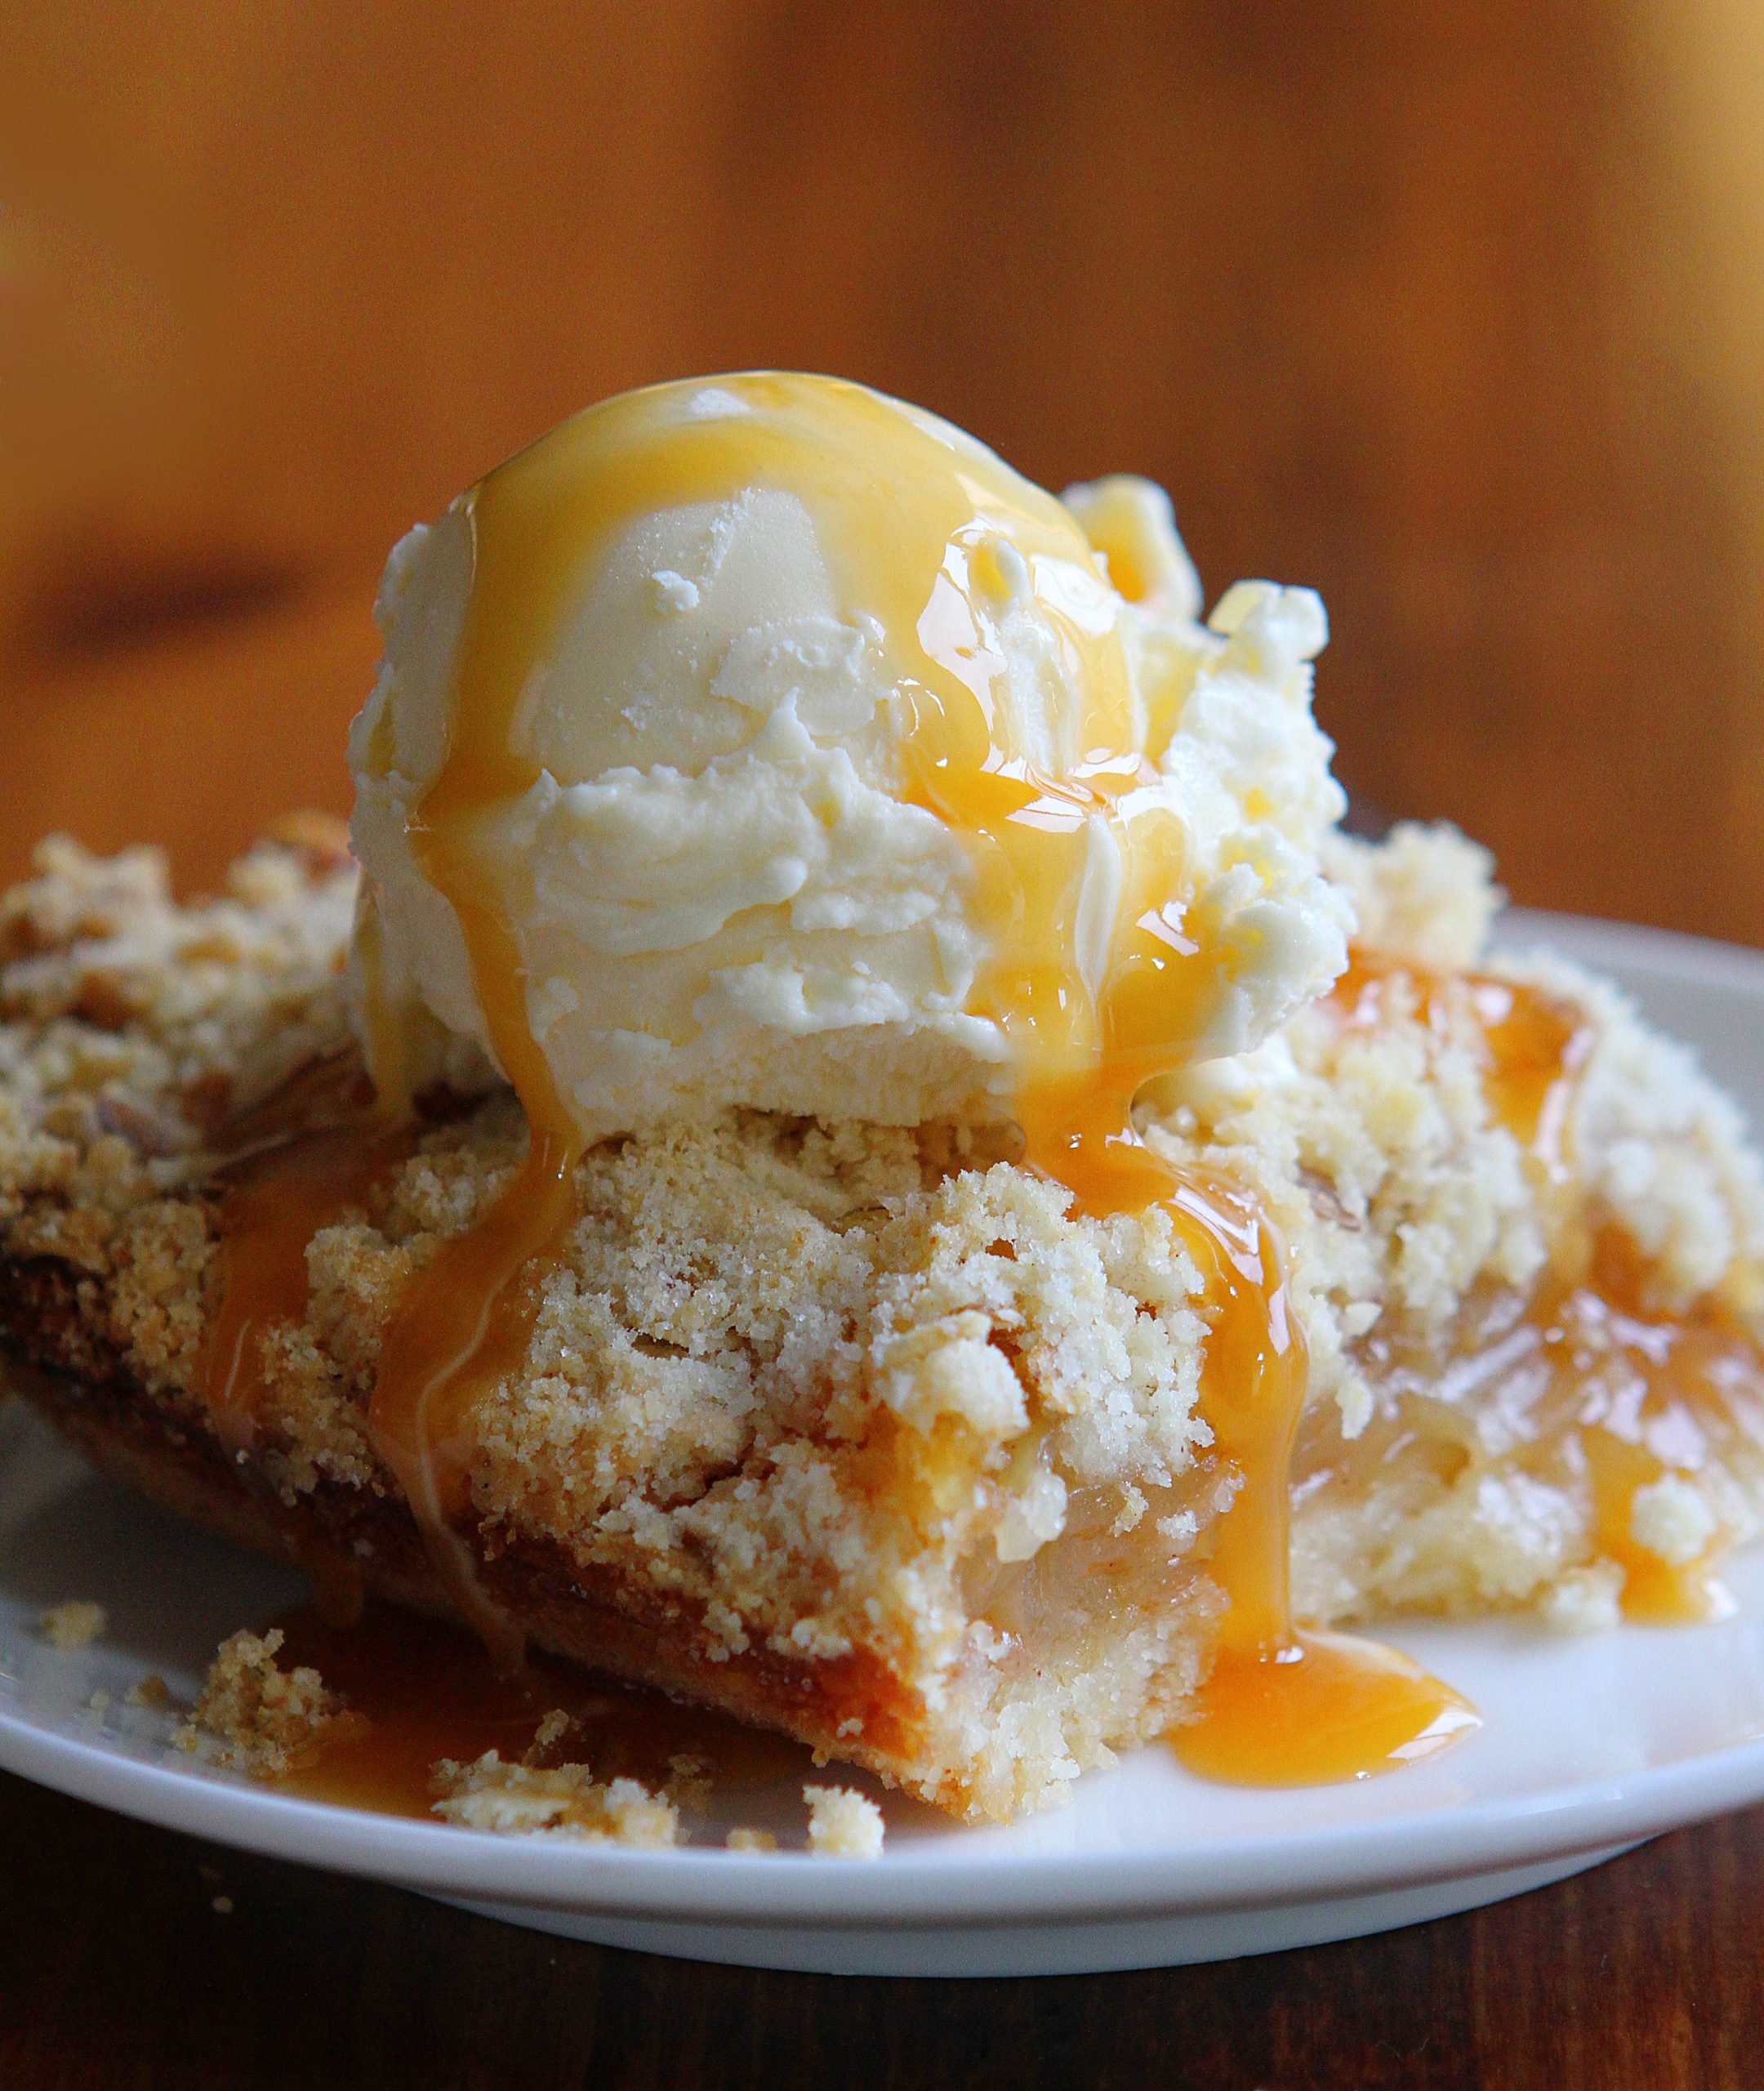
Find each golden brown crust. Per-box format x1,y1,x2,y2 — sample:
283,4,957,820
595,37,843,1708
11,1347,939,1796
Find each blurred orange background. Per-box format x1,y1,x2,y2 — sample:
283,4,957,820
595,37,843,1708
2,2,1762,938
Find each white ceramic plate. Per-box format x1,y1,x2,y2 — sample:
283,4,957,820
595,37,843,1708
4,908,1764,1978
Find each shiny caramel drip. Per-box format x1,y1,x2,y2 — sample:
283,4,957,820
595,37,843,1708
1016,1071,1477,1785
347,883,416,1121
1471,977,1592,1159
204,1122,410,1460
1583,1427,1731,1623
359,426,600,1654
1171,1630,1480,1786
1561,1233,1753,1623
365,1133,574,1668
350,836,562,1652
198,1057,408,1625
269,1601,809,1820
1331,953,1594,1157
202,1055,412,1458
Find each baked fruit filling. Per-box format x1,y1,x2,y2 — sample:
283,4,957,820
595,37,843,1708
1294,1258,1764,1634
3,819,1759,1821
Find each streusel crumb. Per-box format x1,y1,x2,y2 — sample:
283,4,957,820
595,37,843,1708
430,1753,679,1845
173,1628,363,1778
804,1783,885,1858
39,1600,106,1648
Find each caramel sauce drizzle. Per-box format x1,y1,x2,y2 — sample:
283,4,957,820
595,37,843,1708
1015,1065,1477,1785
269,1600,810,1821
198,1056,413,1625
201,1055,412,1460
1557,1233,1755,1623
1584,1419,1730,1622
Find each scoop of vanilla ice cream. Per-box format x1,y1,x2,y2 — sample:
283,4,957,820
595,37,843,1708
348,375,1351,1135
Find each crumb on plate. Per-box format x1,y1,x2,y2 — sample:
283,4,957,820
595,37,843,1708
40,1600,106,1649
172,1627,363,1778
804,1782,885,1859
430,1752,679,1846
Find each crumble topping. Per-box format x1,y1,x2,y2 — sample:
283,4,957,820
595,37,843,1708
430,1753,680,1845
0,831,357,1138
804,1782,885,1858
39,1599,106,1648
1322,821,1503,973
1629,1474,1720,1567
173,1628,363,1778
1539,1562,1626,1635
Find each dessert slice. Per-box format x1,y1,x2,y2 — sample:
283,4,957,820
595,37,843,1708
2,820,1760,1820
7,374,1762,1824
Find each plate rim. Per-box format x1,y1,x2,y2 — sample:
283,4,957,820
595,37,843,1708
6,1690,1764,1928
1494,903,1764,991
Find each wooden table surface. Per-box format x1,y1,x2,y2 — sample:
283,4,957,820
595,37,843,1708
3,577,1762,2091
3,1765,1761,2089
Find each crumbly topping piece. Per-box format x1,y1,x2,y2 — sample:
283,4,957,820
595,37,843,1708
528,1708,572,1754
1539,953,1764,1312
662,1752,714,1812
430,1753,680,1845
173,1628,362,1778
0,831,356,1130
803,1782,885,1858
125,1673,172,1708
1323,820,1503,971
1148,889,1764,1448
1629,1474,1720,1567
39,1599,106,1648
726,1827,779,1852
1538,1563,1626,1634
